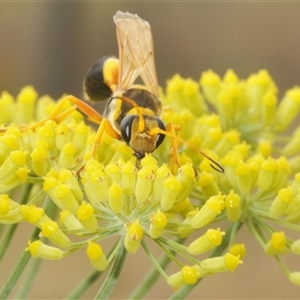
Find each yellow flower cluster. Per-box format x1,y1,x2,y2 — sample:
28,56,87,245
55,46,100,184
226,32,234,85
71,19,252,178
1,69,300,294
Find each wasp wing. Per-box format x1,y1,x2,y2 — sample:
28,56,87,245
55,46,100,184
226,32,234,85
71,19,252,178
113,11,159,98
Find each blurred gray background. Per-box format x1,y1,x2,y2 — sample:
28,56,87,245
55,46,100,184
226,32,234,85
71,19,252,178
1,2,300,99
1,2,300,299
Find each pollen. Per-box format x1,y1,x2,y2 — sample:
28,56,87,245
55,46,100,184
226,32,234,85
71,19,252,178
181,265,200,284
265,231,287,255
124,220,143,253
149,209,167,238
225,190,241,222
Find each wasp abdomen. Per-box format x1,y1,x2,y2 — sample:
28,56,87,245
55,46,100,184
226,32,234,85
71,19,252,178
83,56,119,102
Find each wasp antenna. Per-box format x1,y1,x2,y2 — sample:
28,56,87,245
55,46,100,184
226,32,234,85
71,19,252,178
190,145,224,173
210,161,225,173
174,133,224,173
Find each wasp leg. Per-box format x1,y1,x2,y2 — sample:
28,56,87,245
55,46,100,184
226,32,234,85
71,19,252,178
30,95,120,159
165,123,182,174
89,118,121,159
28,95,105,131
149,124,224,173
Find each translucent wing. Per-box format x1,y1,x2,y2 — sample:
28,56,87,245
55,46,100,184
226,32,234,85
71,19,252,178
113,11,159,97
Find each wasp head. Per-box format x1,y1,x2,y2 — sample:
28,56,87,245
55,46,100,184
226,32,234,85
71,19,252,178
120,115,165,159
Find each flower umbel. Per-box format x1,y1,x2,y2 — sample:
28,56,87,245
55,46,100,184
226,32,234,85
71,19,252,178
1,70,300,298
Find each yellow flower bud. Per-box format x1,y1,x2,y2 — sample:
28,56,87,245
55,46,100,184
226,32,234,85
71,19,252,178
59,142,76,169
0,194,23,224
161,176,181,211
225,190,241,222
60,210,83,230
175,164,195,203
53,184,80,214
41,220,71,248
108,183,123,214
149,210,167,239
15,86,38,123
73,121,89,150
289,272,300,286
31,145,48,176
262,89,277,126
265,231,287,255
198,172,219,198
229,243,246,258
77,202,97,232
135,166,155,203
86,241,108,271
191,193,225,228
58,169,83,202
121,161,137,196
201,253,242,273
235,162,252,195
188,228,225,255
291,239,300,255
200,70,221,105
26,240,63,260
167,265,207,289
124,220,143,253
276,86,300,131
21,205,51,228
153,164,171,200
257,157,276,191
82,164,108,204
269,187,293,218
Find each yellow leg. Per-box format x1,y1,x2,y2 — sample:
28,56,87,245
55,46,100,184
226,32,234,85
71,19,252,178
90,119,121,158
29,95,104,131
165,123,181,174
149,123,224,173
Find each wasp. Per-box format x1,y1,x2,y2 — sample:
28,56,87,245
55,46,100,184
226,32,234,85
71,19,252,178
83,11,223,172
26,11,223,172
83,11,166,160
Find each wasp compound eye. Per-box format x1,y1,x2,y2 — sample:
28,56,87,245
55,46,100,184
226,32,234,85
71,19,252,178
154,117,166,148
120,115,136,144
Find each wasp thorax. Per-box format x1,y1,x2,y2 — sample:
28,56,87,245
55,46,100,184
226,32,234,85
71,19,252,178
120,115,166,159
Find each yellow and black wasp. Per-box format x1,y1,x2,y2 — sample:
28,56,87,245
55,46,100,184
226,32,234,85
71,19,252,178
82,11,223,172
83,11,166,160
25,11,223,172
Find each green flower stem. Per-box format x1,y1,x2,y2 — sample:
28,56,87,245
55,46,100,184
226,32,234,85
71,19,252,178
0,224,18,263
14,257,42,299
169,222,242,300
129,238,181,300
0,184,33,262
141,239,169,280
63,240,118,300
64,268,102,300
0,226,40,299
274,254,290,276
94,236,127,300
